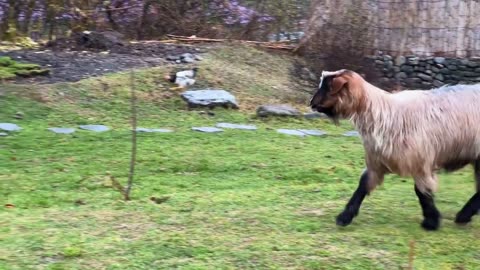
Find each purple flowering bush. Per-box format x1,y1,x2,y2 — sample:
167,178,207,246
0,0,307,41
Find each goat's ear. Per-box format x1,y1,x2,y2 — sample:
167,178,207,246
330,76,348,95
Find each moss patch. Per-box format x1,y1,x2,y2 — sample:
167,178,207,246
0,56,49,80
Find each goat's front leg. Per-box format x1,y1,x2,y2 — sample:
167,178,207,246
336,169,383,226
414,175,441,231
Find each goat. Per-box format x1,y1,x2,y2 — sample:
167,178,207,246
310,69,480,230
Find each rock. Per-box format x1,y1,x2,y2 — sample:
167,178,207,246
433,80,444,87
475,68,480,73
407,57,419,65
405,78,422,85
447,65,458,71
166,55,180,61
76,30,125,49
0,132,7,136
440,69,451,75
48,128,76,134
383,55,392,61
400,65,414,74
417,73,433,81
298,129,327,136
460,71,478,77
79,125,110,132
460,59,469,66
384,60,394,69
192,127,223,133
256,104,300,117
375,60,384,66
343,131,360,137
431,66,440,73
0,123,21,132
14,112,24,120
277,129,306,137
424,69,433,75
182,57,195,63
434,57,445,64
181,90,239,109
304,112,328,119
395,56,406,66
136,128,173,133
215,123,257,130
434,73,444,81
194,55,204,61
395,72,408,80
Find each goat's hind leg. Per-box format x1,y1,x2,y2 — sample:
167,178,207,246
455,159,480,225
336,169,383,227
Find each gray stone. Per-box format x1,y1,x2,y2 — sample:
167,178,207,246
474,77,480,82
400,65,414,74
182,57,195,64
407,57,419,65
0,123,21,132
257,104,300,117
460,59,470,66
434,57,445,64
277,129,306,137
79,125,110,132
194,55,204,61
166,55,180,61
0,132,7,136
136,128,173,133
417,73,433,81
343,131,360,137
460,71,478,77
298,129,327,136
440,69,451,75
431,66,440,73
375,60,384,66
433,80,444,87
215,123,257,130
48,128,76,134
383,55,392,61
304,112,328,119
181,90,239,109
395,72,408,79
434,73,444,81
192,127,223,133
475,68,480,73
421,82,433,87
414,66,425,72
395,56,406,66
447,65,458,71
405,78,422,85
393,66,401,73
424,69,433,75
418,61,427,67
384,60,394,69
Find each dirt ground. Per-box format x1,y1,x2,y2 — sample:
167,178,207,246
0,41,207,84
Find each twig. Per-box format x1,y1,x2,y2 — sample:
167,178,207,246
408,239,415,270
124,70,137,201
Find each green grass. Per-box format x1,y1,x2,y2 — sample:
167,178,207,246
1,46,480,270
0,56,49,80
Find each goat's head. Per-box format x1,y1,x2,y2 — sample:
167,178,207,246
310,69,364,122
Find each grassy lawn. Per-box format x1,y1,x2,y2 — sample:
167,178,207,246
1,46,480,270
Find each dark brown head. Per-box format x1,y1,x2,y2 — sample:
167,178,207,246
310,69,364,122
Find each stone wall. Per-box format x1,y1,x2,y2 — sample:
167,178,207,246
371,55,480,89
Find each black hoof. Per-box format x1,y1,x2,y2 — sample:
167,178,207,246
454,213,472,225
421,217,440,231
336,211,354,227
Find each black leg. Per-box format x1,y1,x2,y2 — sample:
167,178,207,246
415,185,441,231
455,160,480,225
336,170,370,226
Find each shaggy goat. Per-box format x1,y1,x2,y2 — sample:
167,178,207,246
310,69,480,230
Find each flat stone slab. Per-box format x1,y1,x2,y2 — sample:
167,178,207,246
48,128,76,134
181,90,239,109
192,127,224,133
0,123,21,132
79,125,110,132
298,129,327,136
136,128,173,133
216,123,257,130
304,112,328,119
343,131,360,137
0,132,7,136
277,129,306,137
257,104,300,117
